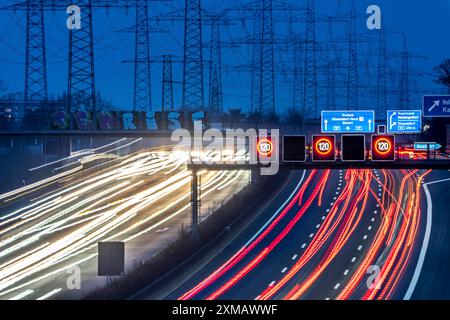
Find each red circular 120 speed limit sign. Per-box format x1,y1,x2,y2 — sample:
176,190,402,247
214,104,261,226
371,135,395,161
312,135,336,162
257,138,273,157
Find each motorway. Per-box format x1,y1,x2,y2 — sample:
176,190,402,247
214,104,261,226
0,140,249,300
164,168,450,300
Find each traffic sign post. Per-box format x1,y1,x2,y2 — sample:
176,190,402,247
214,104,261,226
321,110,375,133
282,136,307,163
312,135,336,162
423,95,450,117
387,110,422,134
371,135,395,162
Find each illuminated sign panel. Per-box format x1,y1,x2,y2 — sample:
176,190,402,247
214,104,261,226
387,110,422,134
371,135,395,162
257,137,273,157
341,135,366,162
321,110,375,133
282,136,306,163
312,135,336,162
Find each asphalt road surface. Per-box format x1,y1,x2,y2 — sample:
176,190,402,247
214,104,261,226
164,168,450,300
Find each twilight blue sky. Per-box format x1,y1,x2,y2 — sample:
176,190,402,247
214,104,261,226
0,0,449,115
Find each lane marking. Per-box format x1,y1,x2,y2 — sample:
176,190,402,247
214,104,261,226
8,289,34,300
368,226,372,230
316,224,321,229
404,181,434,300
292,254,298,260
357,245,363,251
309,233,314,238
36,288,62,300
363,235,368,240
269,281,276,287
301,243,307,249
424,178,450,186
281,267,288,273
334,283,340,290
351,257,356,263
343,269,349,276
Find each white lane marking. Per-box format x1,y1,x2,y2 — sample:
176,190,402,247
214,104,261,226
281,267,288,273
343,269,349,276
301,243,307,249
309,233,314,238
321,216,326,220
333,197,337,200
334,283,340,290
8,289,34,300
269,281,276,287
374,210,378,214
326,209,330,213
36,288,62,300
368,226,372,230
316,224,321,229
351,257,356,263
330,202,334,206
244,171,306,246
292,254,298,260
371,218,375,222
325,297,331,300
363,235,368,240
357,245,363,251
404,181,434,300
424,178,450,186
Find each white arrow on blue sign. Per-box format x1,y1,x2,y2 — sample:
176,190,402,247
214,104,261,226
423,95,450,117
387,110,422,134
321,110,375,133
414,142,442,151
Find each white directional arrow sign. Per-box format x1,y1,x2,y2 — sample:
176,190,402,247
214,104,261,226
428,100,440,112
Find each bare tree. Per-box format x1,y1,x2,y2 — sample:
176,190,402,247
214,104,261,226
434,58,450,92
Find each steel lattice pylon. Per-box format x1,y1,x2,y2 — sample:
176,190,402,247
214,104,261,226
208,16,223,113
133,0,151,112
346,0,359,110
399,35,410,109
182,0,204,111
260,0,275,115
162,55,174,112
376,30,387,119
250,11,262,114
67,0,96,114
303,0,317,119
25,0,48,103
292,35,303,113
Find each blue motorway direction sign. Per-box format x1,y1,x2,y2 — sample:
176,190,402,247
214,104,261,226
321,110,375,133
387,110,422,134
414,142,442,151
423,95,450,117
